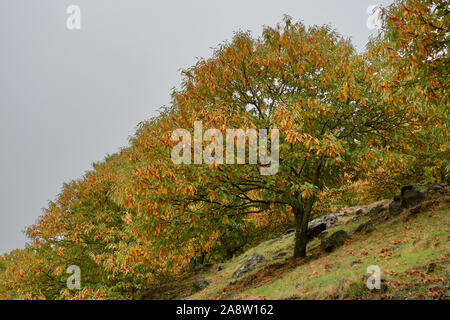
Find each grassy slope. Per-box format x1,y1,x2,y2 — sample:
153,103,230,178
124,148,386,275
177,195,449,300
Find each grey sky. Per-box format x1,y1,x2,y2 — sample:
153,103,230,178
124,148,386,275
0,0,394,254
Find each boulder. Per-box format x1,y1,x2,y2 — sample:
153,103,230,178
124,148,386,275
321,230,351,252
354,221,375,234
232,253,265,279
307,211,346,231
356,207,367,216
369,204,385,216
283,221,327,241
427,183,445,195
389,186,426,216
308,218,323,229
307,222,327,240
389,196,403,215
401,185,425,207
192,278,210,292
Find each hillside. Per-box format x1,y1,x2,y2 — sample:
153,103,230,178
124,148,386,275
142,186,450,300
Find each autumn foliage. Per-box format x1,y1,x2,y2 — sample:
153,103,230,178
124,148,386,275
0,0,448,299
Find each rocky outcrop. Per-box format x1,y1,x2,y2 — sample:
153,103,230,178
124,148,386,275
401,185,426,207
192,278,210,292
321,230,351,252
368,203,386,216
283,206,365,242
348,200,390,220
282,220,328,241
427,183,445,195
354,221,375,234
389,185,426,216
232,253,266,279
307,222,327,240
318,230,328,239
306,211,346,231
389,195,403,216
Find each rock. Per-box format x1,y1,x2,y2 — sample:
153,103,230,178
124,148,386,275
351,260,363,268
445,173,450,185
408,198,440,218
356,208,366,215
232,253,265,279
401,185,426,207
321,230,351,252
308,218,323,229
318,230,328,239
354,221,375,234
326,221,337,228
346,216,362,224
192,278,210,292
389,186,427,216
307,222,327,240
369,204,385,216
283,221,327,241
307,211,346,232
389,196,403,215
282,228,295,236
427,183,445,195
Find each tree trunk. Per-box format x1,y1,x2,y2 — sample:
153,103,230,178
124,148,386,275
293,206,305,258
292,159,322,258
293,198,314,258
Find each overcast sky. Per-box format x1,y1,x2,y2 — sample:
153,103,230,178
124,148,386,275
0,0,394,254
